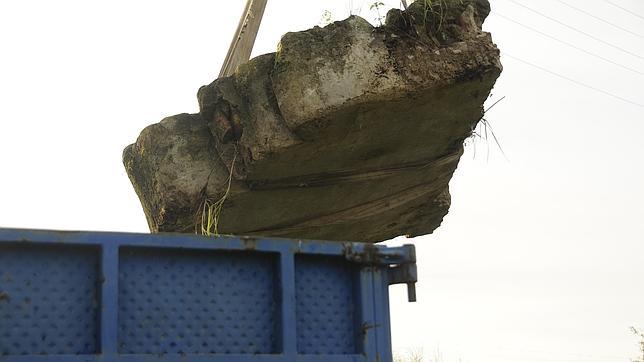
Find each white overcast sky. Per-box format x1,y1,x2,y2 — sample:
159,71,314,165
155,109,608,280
1,0,643,361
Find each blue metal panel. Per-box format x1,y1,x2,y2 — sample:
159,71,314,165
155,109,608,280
100,244,119,354
372,267,393,362
294,255,357,354
0,228,413,362
357,267,377,362
117,248,278,354
0,355,367,361
0,244,100,355
278,252,297,357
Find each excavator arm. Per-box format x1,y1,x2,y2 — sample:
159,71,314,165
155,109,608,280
219,0,409,77
219,0,268,77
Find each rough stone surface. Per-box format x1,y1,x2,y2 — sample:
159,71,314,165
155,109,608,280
123,0,502,242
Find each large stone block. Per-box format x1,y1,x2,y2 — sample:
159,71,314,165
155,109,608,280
123,0,502,242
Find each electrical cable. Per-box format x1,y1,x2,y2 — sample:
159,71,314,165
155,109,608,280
556,0,644,39
602,0,644,21
494,12,644,76
503,52,644,108
507,0,644,61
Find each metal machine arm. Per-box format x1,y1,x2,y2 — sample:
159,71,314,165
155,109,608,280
219,0,268,77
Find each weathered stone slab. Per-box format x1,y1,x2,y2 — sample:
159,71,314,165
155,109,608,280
123,0,502,242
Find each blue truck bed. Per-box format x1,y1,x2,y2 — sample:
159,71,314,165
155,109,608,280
0,228,416,362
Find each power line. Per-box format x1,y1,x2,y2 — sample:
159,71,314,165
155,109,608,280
494,12,644,76
602,0,644,21
503,52,644,108
556,0,644,39
507,0,644,62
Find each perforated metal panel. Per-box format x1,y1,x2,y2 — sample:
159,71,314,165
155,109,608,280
295,255,357,354
0,244,99,355
0,229,408,362
118,247,278,354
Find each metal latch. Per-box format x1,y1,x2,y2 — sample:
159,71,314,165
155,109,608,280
386,245,417,302
343,243,418,302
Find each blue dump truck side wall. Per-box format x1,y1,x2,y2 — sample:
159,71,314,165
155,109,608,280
0,229,415,362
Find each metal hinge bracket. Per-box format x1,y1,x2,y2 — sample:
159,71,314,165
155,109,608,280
343,243,418,302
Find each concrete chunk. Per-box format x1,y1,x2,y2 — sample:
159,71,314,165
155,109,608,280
123,0,502,242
